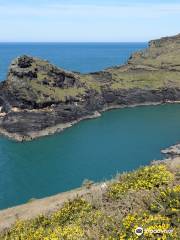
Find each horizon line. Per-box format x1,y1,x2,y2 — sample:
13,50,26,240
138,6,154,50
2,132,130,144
0,41,148,44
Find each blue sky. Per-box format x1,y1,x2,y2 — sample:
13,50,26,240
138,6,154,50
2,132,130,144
0,0,180,42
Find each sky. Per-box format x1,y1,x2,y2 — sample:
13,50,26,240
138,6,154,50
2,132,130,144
0,0,180,42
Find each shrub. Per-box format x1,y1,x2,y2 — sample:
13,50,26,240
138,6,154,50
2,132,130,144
150,186,180,226
108,165,174,199
119,212,179,239
0,165,178,240
1,198,89,240
82,179,94,189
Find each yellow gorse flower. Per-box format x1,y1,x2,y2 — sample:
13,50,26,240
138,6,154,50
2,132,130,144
108,165,174,199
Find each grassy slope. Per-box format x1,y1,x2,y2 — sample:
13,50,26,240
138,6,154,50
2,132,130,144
7,34,180,105
1,160,179,240
108,34,180,91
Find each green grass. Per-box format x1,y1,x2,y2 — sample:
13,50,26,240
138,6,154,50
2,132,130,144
110,70,180,90
31,81,85,102
8,36,180,106
79,75,101,92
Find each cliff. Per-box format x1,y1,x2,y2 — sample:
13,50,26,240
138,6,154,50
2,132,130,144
0,34,180,141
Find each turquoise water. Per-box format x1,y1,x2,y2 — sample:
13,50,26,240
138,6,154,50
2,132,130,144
0,43,180,210
0,104,180,209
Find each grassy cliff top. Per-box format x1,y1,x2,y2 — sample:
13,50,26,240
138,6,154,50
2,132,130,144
5,34,180,106
108,33,180,90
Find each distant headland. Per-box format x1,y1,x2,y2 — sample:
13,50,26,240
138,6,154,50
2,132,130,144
0,33,180,141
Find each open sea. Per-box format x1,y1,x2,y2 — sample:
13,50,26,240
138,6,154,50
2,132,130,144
1,43,180,210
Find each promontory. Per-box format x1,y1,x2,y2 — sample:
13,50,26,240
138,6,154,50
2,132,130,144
0,33,180,141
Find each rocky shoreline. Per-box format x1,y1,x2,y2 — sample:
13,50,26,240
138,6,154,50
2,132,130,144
0,101,176,142
0,111,101,142
0,101,165,142
161,143,180,156
0,33,180,141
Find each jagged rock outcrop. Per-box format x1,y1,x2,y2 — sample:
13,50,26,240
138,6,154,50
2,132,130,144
0,34,180,141
161,144,180,156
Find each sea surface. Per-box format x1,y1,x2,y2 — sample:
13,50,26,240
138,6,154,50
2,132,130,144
0,42,146,81
0,43,180,210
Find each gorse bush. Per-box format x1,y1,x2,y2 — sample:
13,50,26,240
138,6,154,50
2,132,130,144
119,213,179,240
150,186,180,227
1,198,120,240
108,165,174,199
118,184,180,239
51,198,92,225
1,164,179,240
2,199,88,240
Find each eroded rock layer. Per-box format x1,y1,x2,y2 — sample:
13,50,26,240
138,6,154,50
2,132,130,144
0,34,180,141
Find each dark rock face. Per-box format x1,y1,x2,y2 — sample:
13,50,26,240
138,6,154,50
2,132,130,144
48,69,78,88
0,34,180,141
90,71,112,82
13,69,37,79
1,87,180,140
17,56,33,68
103,91,116,103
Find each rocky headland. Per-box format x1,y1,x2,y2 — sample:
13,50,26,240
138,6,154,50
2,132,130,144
0,34,180,141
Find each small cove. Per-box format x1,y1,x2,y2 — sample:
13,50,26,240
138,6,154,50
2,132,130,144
0,42,179,210
0,103,180,209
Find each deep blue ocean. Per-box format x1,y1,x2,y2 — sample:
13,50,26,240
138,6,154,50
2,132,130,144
1,43,180,210
0,42,146,81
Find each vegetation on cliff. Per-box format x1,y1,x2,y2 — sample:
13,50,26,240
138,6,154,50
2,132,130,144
1,162,179,239
0,34,180,141
6,34,180,105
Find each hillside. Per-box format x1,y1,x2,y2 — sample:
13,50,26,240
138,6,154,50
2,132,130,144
0,147,179,239
0,34,180,141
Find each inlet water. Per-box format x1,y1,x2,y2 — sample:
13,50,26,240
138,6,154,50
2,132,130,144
1,104,180,209
0,43,180,210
